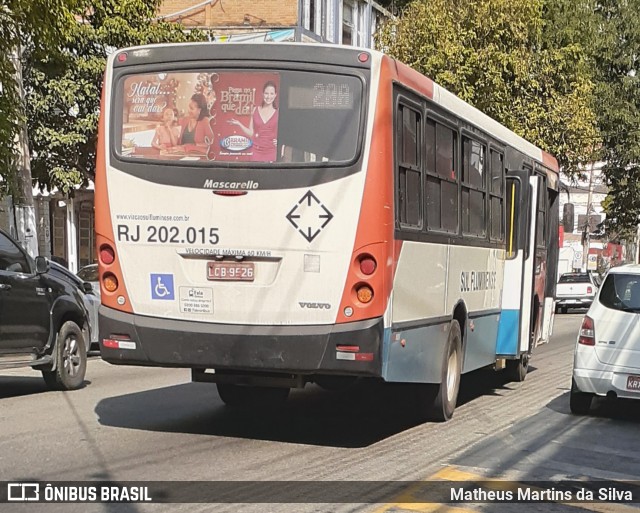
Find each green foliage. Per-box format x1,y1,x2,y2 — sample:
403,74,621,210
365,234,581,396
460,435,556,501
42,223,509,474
376,0,600,176
22,0,205,193
590,0,640,232
0,0,78,195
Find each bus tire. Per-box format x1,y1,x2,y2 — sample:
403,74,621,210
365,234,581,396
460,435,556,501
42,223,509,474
505,353,529,382
42,321,87,391
216,384,289,410
428,319,462,422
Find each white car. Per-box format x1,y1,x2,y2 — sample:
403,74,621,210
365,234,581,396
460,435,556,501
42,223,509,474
571,264,640,414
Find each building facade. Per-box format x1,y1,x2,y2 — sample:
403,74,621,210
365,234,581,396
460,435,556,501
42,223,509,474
157,0,390,47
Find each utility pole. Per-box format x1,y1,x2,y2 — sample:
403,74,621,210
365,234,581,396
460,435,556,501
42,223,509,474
9,44,38,258
582,162,596,272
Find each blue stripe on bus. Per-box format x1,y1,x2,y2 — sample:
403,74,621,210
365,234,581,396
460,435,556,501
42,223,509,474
496,309,520,356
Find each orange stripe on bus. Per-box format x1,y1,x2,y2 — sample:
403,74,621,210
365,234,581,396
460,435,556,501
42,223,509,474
336,56,397,324
95,74,133,313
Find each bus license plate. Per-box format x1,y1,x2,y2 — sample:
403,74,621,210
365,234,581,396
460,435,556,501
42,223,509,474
627,375,640,391
207,262,255,282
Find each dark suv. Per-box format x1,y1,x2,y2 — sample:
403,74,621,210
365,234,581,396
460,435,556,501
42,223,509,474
0,229,91,390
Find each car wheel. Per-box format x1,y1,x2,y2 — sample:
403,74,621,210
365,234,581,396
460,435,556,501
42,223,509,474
42,321,87,391
569,379,593,415
418,319,462,422
506,352,529,382
217,384,289,410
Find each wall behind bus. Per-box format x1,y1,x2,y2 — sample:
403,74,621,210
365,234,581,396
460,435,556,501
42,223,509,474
158,0,298,28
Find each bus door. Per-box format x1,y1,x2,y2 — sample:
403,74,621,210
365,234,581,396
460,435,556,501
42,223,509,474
497,169,538,357
532,173,551,346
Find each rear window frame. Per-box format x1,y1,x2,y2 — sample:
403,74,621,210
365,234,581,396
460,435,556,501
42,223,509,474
110,62,368,171
558,273,591,284
598,272,640,312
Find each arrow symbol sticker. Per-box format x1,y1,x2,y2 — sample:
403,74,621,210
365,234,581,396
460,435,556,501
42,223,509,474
286,190,334,243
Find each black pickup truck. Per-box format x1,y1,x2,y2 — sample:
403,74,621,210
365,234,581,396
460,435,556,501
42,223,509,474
0,229,92,390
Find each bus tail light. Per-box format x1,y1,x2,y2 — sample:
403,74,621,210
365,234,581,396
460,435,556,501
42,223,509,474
213,191,248,196
103,273,119,293
356,285,374,304
100,244,115,265
359,255,377,275
578,316,595,346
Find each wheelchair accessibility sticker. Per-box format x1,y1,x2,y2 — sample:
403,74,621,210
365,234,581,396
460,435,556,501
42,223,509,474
150,274,175,300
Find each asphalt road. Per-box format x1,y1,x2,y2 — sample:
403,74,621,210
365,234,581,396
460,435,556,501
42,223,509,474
1,312,639,513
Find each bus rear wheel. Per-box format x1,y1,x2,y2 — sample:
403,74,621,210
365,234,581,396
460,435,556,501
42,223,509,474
216,383,289,410
419,319,462,422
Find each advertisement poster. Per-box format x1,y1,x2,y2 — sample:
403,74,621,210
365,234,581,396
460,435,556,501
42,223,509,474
121,71,280,163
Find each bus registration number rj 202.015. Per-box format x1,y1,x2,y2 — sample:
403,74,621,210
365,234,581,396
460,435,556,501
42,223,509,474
207,262,255,282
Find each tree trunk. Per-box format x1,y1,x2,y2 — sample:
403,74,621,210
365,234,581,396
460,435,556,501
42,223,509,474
10,44,38,257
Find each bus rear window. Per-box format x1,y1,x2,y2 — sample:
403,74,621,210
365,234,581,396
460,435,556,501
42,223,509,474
117,69,363,165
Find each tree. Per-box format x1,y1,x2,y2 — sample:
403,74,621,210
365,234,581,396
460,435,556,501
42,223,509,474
376,0,600,176
0,0,78,253
22,0,205,193
590,0,640,232
0,0,78,192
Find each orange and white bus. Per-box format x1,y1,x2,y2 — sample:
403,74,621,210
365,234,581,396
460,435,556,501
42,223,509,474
96,43,559,421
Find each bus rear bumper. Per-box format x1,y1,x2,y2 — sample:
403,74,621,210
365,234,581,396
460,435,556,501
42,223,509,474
98,306,383,377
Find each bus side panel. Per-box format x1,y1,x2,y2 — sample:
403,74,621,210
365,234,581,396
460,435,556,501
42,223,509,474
383,241,449,383
391,242,448,323
447,245,504,371
385,244,504,381
462,312,501,373
383,324,448,383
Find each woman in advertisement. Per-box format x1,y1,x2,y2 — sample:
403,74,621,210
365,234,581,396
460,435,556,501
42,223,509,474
178,93,214,153
152,107,180,150
229,81,279,162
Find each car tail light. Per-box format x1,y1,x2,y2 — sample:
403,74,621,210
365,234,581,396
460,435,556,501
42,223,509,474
587,286,593,294
100,245,115,265
578,315,595,346
359,255,377,275
103,273,119,293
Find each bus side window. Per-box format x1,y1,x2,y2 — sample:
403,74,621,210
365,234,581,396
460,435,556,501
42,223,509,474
489,150,505,241
536,177,547,248
396,103,423,229
461,136,487,237
425,118,458,233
